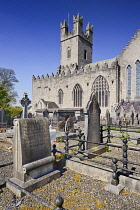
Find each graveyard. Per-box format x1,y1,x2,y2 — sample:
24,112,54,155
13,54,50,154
0,94,140,209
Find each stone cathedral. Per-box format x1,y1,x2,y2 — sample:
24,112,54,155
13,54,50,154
32,14,140,125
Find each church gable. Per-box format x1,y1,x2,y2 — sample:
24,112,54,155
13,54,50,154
37,99,59,110
119,30,140,59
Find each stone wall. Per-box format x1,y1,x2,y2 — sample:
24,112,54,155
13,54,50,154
32,58,117,118
118,30,140,101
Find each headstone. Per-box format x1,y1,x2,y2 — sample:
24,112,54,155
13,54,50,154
106,109,111,125
87,95,101,149
84,113,88,149
53,111,58,126
7,117,60,197
111,106,116,124
75,110,81,120
65,117,74,132
0,108,7,131
85,94,101,149
0,108,6,123
65,117,70,132
131,111,134,125
20,93,31,118
49,125,56,141
74,122,80,133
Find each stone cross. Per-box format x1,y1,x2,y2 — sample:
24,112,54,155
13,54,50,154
20,93,31,118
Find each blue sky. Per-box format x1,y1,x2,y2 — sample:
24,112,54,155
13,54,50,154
1,0,140,106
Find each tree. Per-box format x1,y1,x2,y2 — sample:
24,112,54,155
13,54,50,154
0,68,18,104
0,83,11,109
8,106,22,118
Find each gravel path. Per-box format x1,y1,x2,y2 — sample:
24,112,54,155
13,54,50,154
0,149,140,210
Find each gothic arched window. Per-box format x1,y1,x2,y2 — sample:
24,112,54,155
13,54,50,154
73,84,82,107
58,89,63,104
136,60,140,96
67,47,71,58
127,65,131,96
92,75,109,107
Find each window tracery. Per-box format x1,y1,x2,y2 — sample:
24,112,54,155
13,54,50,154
92,75,109,107
136,60,140,96
73,84,82,107
58,89,63,104
126,65,131,96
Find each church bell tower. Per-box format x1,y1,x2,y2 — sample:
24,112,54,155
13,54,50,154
60,14,93,69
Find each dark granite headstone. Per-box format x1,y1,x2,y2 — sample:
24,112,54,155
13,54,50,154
0,108,6,123
87,94,101,149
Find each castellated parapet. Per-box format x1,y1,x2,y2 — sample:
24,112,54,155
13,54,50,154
32,58,117,82
60,14,93,44
60,14,93,69
32,58,117,117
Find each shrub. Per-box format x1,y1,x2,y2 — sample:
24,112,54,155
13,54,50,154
118,131,130,141
56,136,64,142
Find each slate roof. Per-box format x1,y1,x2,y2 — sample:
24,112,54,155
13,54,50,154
84,57,117,69
41,99,59,109
116,101,140,113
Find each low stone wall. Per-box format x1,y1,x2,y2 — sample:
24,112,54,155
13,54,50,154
66,157,140,194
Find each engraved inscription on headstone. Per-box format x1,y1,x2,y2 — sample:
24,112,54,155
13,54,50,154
19,118,51,164
13,117,54,181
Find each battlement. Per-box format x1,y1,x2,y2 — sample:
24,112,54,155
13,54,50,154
60,13,93,44
32,58,117,83
73,13,83,24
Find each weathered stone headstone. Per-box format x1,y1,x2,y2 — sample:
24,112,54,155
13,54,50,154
53,110,58,126
49,125,56,141
84,113,89,149
7,117,60,197
20,93,31,118
86,94,101,149
0,108,7,131
65,117,71,132
65,117,74,132
106,109,111,125
0,108,6,123
111,106,116,124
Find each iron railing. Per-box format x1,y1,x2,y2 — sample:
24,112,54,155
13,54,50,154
53,126,140,186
